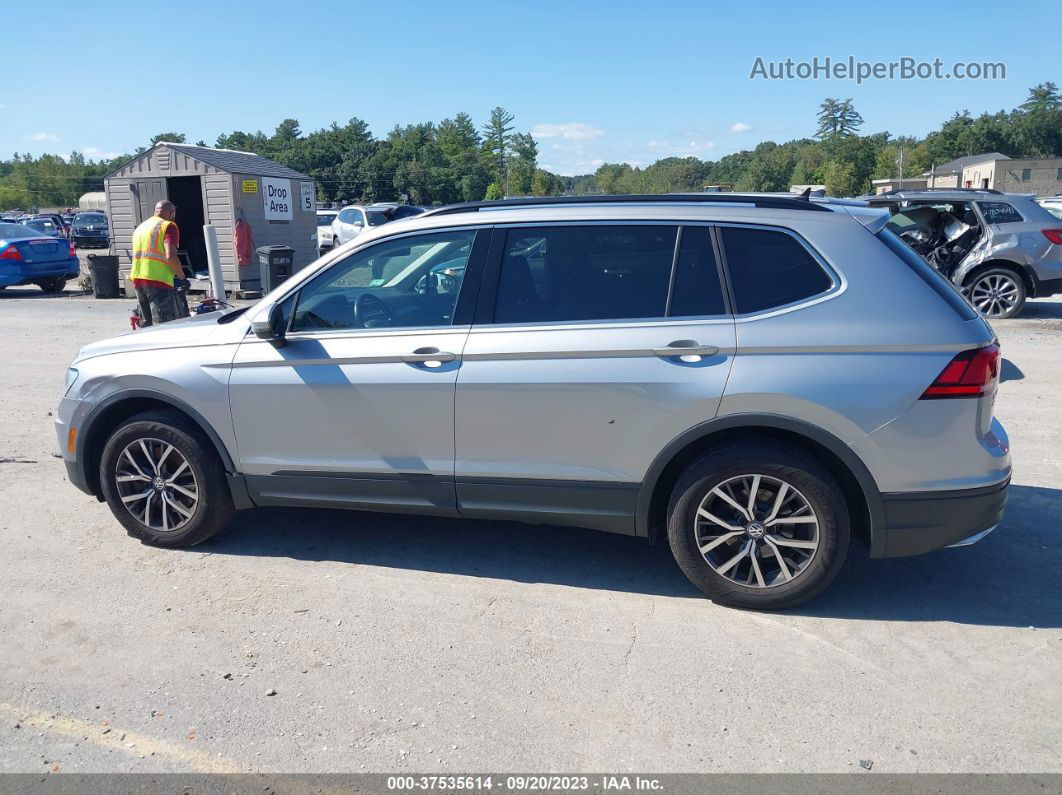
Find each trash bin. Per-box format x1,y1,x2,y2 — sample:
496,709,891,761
257,245,294,293
87,254,120,299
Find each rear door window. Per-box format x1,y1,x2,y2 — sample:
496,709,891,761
719,226,833,314
491,225,677,324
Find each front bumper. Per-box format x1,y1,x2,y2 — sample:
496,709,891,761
879,479,1009,557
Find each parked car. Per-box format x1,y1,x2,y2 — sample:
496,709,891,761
71,211,110,248
329,204,426,249
31,213,70,239
56,193,1010,610
0,221,79,292
23,217,66,238
867,189,1062,319
1037,196,1062,221
315,209,338,253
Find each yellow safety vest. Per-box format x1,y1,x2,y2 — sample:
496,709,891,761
130,216,176,286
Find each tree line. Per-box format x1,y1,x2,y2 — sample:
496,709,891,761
1,83,1059,211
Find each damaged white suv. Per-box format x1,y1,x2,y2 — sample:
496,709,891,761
868,189,1062,319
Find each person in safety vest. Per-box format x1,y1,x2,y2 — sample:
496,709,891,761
129,200,183,326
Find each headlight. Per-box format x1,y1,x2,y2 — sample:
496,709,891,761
63,367,79,396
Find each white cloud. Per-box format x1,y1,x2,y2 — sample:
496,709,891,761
730,122,752,133
30,131,59,142
81,146,120,160
531,122,605,141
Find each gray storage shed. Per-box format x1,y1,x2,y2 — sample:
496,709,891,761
104,142,317,295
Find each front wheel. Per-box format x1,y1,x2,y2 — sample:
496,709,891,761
667,441,850,610
99,410,234,547
966,268,1026,319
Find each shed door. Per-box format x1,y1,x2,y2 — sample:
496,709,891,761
133,179,165,224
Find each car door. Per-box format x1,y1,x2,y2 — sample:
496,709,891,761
230,226,490,515
454,223,737,534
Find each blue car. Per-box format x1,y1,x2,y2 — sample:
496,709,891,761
0,222,80,292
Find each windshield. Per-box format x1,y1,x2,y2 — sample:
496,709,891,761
76,214,106,225
316,213,337,226
365,210,389,226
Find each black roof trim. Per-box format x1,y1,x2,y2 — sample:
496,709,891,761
422,193,832,217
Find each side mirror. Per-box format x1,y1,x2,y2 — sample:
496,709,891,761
250,301,287,347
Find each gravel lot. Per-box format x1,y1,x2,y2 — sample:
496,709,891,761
0,287,1059,774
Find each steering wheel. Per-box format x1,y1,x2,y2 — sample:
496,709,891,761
354,292,395,327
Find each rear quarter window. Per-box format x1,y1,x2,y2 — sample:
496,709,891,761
977,202,1024,224
719,226,833,314
876,228,977,320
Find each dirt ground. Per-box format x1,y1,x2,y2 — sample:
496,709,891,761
0,286,1059,774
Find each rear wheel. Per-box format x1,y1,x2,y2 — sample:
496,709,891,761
99,410,234,548
966,268,1026,319
36,277,67,293
333,236,340,249
667,441,850,610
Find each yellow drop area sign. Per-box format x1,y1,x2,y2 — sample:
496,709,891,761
241,179,258,193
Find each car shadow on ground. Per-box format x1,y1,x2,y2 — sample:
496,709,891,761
199,484,1061,628
1017,298,1062,319
0,287,89,299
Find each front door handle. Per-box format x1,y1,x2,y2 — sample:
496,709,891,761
401,347,457,365
653,340,719,359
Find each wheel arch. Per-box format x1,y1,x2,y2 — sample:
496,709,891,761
637,415,885,555
78,389,239,502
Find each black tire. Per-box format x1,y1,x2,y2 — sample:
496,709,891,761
99,410,234,548
965,267,1026,319
36,277,68,293
333,236,340,249
667,440,850,610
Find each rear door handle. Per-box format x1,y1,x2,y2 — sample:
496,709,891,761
652,340,719,359
401,347,457,365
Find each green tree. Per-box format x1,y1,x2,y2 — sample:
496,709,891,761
484,181,504,200
481,107,515,187
815,98,864,139
149,132,186,145
1020,82,1061,113
509,132,538,195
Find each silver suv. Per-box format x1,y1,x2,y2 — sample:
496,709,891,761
867,189,1062,319
56,195,1011,609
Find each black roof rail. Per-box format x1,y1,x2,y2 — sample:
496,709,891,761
422,193,832,217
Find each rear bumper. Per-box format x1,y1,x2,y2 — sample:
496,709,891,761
878,479,1009,558
0,258,80,287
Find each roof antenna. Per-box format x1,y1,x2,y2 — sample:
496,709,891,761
798,187,812,201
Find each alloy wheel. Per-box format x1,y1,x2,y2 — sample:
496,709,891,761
970,274,1020,318
113,438,199,533
694,474,820,588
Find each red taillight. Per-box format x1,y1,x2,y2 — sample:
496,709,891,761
1042,229,1062,245
921,344,1000,399
68,241,76,257
0,244,22,261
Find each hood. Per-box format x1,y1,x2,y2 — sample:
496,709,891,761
73,308,250,363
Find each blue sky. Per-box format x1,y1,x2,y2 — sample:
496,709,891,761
2,0,1051,174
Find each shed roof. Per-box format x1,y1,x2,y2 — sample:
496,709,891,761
105,142,311,180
